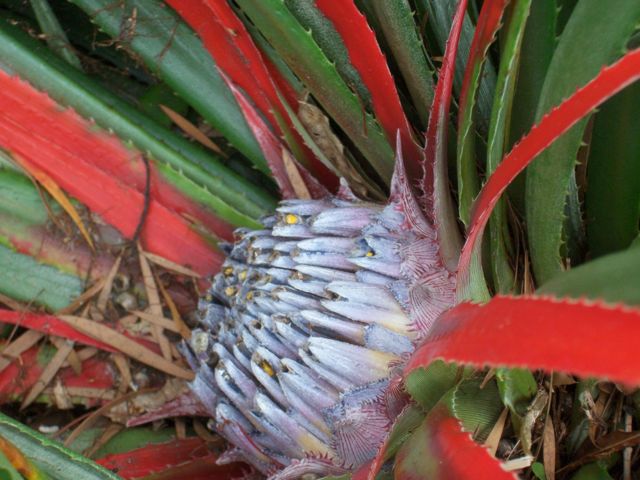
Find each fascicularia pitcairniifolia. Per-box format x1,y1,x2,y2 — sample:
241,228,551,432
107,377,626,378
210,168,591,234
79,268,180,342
180,153,456,479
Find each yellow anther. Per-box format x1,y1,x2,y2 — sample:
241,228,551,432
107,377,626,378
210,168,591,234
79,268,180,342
261,360,275,377
224,286,237,296
238,270,247,281
223,266,234,277
246,291,254,301
285,213,299,225
366,250,375,257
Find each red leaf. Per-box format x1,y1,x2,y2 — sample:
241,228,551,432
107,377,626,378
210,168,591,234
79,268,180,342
165,0,281,127
458,0,510,116
0,71,226,276
0,310,160,355
394,404,515,480
458,48,640,286
406,296,640,388
0,310,116,352
315,0,422,176
95,437,246,479
165,0,336,188
224,76,329,200
0,345,114,404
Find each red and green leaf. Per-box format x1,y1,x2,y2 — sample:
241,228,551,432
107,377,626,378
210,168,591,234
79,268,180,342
0,345,114,406
394,402,515,480
525,0,640,283
0,70,225,275
163,0,332,185
314,0,423,175
406,296,640,388
458,48,640,290
456,0,510,226
95,437,245,479
422,0,467,271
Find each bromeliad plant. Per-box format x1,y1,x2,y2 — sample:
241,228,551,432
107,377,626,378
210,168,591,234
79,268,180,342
0,0,639,478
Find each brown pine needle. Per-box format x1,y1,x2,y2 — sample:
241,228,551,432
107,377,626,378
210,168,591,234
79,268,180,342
96,255,123,314
59,315,194,380
159,104,226,157
0,330,43,372
50,337,81,375
44,386,115,401
85,423,123,458
21,339,74,410
484,408,508,457
112,352,133,393
56,278,107,315
154,274,191,340
0,293,27,312
282,149,311,199
175,417,186,439
543,414,556,480
143,252,201,278
138,246,172,360
129,310,181,333
193,419,223,444
75,347,98,362
64,387,157,447
14,154,95,251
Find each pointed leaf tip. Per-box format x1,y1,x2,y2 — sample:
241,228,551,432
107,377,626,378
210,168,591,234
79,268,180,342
459,48,640,288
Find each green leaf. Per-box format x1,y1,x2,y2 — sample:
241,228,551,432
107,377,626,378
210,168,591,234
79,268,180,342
531,462,547,480
570,462,613,480
496,368,537,418
0,244,83,311
405,361,460,413
0,412,121,480
525,0,640,283
507,0,556,215
0,450,23,480
138,84,189,129
29,0,83,70
486,0,532,294
585,81,640,258
0,17,275,224
66,426,176,459
370,0,435,126
69,0,267,173
537,245,640,307
236,0,395,184
565,379,598,454
414,0,497,134
450,376,503,443
285,0,373,112
394,377,504,479
382,405,425,462
0,168,52,225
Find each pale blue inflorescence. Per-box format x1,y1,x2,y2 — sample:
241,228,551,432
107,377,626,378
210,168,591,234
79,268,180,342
181,177,455,477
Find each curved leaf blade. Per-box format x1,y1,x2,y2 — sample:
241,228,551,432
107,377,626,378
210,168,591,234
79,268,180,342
235,0,395,184
394,402,515,480
585,82,640,257
0,70,224,275
70,0,266,172
0,412,121,480
422,0,466,271
538,245,640,306
406,296,640,387
525,0,640,283
458,48,640,289
456,0,510,226
314,0,422,173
